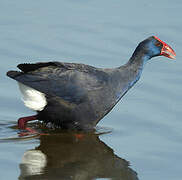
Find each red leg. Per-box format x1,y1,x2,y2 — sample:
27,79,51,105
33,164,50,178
74,133,85,140
17,115,38,136
18,115,48,137
18,115,37,129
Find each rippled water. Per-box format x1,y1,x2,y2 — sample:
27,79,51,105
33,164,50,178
0,0,182,180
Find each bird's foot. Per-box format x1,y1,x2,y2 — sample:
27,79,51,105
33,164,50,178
18,127,49,137
18,127,39,137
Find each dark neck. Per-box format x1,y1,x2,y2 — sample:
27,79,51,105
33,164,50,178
126,47,151,68
117,48,151,88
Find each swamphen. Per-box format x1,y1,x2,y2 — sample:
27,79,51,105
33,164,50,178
7,36,176,133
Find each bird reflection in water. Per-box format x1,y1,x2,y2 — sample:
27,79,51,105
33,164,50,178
19,131,139,180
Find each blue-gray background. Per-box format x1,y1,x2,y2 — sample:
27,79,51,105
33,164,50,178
0,0,182,180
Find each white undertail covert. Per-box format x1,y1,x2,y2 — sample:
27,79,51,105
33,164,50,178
18,83,47,111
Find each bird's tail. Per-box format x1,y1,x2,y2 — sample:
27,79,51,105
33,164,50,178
7,71,23,79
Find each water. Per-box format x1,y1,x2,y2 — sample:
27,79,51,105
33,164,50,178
0,0,182,179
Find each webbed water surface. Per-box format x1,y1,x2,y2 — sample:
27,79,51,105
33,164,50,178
0,0,182,179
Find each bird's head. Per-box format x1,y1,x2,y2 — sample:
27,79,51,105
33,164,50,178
136,36,176,60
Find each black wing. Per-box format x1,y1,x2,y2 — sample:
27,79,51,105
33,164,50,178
7,62,109,104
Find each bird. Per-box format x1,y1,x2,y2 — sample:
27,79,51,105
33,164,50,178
7,36,176,134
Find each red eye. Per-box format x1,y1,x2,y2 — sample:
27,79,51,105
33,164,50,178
155,42,161,47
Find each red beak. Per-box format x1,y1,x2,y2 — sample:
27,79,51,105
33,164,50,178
161,43,176,59
154,36,176,59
